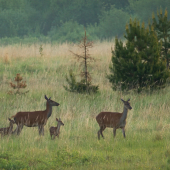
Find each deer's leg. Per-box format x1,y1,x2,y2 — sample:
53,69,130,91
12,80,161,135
57,131,60,138
12,127,17,135
38,125,42,135
38,125,44,136
100,125,106,139
97,128,101,140
98,125,102,140
41,126,44,136
17,124,23,135
122,127,126,138
113,128,116,137
98,126,105,140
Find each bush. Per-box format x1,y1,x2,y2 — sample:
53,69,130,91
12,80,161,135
64,70,99,93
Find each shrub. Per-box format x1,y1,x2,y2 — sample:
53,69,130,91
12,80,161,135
107,19,170,92
64,70,99,93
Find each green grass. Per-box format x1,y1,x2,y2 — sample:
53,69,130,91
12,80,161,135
0,44,170,170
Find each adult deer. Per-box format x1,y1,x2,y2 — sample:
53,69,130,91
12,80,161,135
11,95,60,136
96,99,132,140
49,118,64,139
0,118,15,137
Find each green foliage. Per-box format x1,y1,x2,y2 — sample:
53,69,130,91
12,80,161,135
98,7,130,39
0,0,170,42
49,0,103,26
102,0,129,10
0,36,51,46
151,8,170,69
107,19,170,92
64,70,99,93
39,44,43,57
64,70,77,92
48,21,84,43
128,0,170,22
0,10,28,37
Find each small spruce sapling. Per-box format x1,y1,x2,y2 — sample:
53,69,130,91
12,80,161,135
39,44,43,57
64,30,98,93
9,73,28,94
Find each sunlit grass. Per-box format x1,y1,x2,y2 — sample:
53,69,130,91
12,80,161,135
0,42,169,169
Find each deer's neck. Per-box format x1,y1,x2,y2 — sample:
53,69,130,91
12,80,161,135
46,102,52,119
9,124,13,132
56,124,61,134
120,106,128,123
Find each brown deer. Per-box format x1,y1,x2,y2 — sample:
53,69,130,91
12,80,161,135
96,99,132,140
11,95,60,136
0,118,15,137
49,118,64,139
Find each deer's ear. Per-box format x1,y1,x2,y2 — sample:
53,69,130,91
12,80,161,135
45,95,48,100
8,118,11,121
49,97,51,100
121,99,125,102
127,99,130,101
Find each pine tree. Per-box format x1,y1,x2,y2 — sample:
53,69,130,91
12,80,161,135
107,19,170,92
151,8,170,69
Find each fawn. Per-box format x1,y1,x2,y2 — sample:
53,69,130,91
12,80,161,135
0,118,15,137
49,118,64,139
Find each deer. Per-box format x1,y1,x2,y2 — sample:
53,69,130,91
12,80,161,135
0,118,15,137
49,118,64,139
96,98,132,140
11,95,60,136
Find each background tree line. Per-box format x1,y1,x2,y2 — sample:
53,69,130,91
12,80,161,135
0,0,170,43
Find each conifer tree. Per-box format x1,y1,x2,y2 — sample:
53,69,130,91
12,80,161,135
64,30,99,94
107,19,170,92
151,8,170,69
9,73,28,94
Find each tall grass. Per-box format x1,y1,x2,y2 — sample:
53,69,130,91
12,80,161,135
0,42,170,170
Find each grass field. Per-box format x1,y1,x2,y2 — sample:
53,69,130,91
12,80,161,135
0,42,170,170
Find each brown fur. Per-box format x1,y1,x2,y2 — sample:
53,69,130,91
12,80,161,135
96,112,123,128
96,99,132,139
11,95,60,136
49,118,64,139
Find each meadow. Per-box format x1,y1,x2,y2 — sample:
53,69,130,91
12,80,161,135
0,42,170,170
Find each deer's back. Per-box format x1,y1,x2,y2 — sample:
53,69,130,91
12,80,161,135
96,112,122,128
49,126,57,134
14,111,47,126
0,127,11,135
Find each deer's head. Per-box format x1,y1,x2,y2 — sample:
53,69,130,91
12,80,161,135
56,118,64,126
45,95,60,106
121,99,132,110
